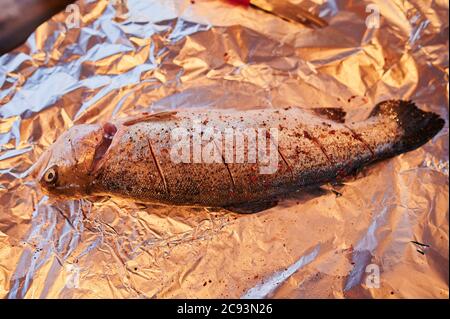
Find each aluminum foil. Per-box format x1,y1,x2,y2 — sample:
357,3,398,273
0,0,448,299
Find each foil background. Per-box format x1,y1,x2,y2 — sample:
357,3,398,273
0,0,448,298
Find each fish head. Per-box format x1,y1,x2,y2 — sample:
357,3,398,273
36,123,109,197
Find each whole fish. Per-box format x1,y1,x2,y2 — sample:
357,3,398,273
35,100,444,211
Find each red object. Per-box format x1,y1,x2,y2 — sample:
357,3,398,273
103,122,117,138
227,0,251,6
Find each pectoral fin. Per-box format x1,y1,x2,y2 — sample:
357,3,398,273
122,111,178,126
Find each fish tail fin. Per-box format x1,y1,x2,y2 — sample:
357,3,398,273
370,100,445,152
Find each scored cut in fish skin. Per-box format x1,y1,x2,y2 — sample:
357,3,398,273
75,100,445,208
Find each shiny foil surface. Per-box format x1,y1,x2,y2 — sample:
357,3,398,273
0,0,448,298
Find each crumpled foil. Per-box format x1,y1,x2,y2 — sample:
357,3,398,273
0,0,448,299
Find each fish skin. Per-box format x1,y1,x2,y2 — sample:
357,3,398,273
37,100,445,208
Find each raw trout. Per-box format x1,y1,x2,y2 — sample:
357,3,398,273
35,100,444,210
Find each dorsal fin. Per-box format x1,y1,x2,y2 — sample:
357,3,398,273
312,107,346,123
122,111,178,126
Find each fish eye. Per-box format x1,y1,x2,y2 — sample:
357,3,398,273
43,166,58,184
